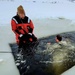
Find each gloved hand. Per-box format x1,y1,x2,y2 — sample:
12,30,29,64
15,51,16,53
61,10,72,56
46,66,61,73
28,33,32,36
18,34,23,40
28,33,37,41
19,34,30,41
19,34,23,37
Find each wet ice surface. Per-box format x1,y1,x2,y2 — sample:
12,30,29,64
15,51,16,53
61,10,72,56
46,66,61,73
10,31,75,75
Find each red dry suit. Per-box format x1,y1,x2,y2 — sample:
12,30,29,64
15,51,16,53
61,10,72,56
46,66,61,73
11,15,34,44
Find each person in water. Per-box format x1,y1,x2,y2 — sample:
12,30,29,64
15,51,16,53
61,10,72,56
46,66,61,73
46,35,68,50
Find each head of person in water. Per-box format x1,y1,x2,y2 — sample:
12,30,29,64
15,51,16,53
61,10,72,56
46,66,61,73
17,5,25,19
55,35,62,43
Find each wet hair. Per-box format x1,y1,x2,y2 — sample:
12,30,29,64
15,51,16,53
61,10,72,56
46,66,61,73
56,35,62,41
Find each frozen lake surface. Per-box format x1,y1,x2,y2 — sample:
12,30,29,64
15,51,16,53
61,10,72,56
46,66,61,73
0,18,75,75
0,0,75,75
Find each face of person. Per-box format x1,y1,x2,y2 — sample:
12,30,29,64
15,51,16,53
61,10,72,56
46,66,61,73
18,13,25,19
55,37,59,43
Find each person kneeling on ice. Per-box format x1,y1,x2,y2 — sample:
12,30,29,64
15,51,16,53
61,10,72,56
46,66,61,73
46,35,68,50
11,5,37,52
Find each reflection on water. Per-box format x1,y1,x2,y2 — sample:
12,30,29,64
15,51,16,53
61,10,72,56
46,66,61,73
10,31,75,75
50,47,75,75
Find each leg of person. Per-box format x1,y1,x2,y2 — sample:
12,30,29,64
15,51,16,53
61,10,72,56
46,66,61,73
18,39,24,53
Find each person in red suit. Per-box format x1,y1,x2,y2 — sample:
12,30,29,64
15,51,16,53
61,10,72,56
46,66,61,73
11,5,37,49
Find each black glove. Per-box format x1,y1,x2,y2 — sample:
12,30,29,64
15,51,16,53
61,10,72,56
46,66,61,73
19,33,37,43
28,33,37,41
28,33,32,36
19,34,29,41
18,34,24,40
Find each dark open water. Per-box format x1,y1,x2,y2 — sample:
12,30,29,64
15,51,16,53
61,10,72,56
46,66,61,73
10,31,75,75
